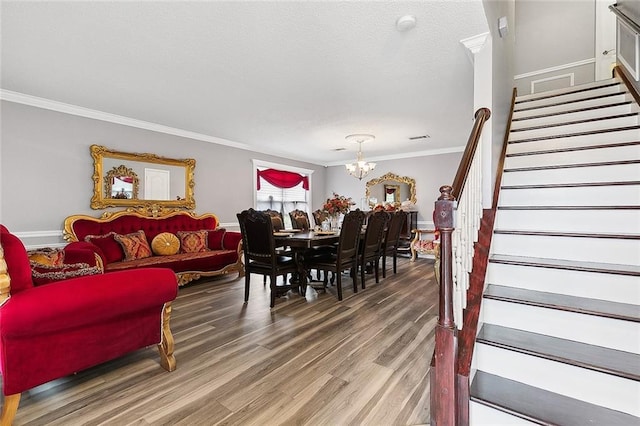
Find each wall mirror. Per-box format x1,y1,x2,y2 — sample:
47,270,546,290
365,172,417,207
90,144,196,210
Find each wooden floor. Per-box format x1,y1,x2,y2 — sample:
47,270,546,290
7,256,438,425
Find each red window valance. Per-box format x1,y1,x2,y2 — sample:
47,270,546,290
257,168,309,190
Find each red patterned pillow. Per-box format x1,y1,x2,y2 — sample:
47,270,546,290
177,230,209,253
84,232,124,264
207,228,226,250
114,230,153,261
31,262,102,286
27,248,65,267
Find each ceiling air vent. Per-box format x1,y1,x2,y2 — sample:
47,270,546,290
409,135,430,140
333,148,347,151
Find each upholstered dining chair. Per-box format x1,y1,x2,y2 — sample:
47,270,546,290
381,210,407,278
237,209,299,308
358,210,389,289
305,209,365,301
312,209,329,227
263,209,285,231
289,209,311,231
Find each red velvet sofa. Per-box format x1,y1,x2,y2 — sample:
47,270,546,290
0,224,178,424
63,210,244,285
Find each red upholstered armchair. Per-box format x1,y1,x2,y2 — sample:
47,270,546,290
0,225,178,424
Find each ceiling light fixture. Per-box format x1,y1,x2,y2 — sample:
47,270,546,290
345,134,376,180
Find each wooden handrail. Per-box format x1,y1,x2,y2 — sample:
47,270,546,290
492,88,518,208
609,4,640,35
451,107,491,198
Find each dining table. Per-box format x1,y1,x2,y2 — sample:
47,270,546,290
273,230,340,291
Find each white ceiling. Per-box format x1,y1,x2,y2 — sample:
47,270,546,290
1,1,489,166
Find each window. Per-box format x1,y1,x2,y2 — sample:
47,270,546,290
253,160,313,229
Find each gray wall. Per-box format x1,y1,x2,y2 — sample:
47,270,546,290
483,0,516,205
0,101,327,244
616,0,640,94
514,0,596,95
324,152,463,226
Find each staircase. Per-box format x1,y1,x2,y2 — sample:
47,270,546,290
469,78,640,425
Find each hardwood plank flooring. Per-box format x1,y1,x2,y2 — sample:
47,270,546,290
5,256,438,425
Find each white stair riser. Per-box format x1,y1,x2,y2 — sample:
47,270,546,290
513,93,630,119
504,145,640,169
515,79,618,102
491,234,640,265
486,262,640,304
480,299,640,353
494,208,640,234
509,116,639,142
507,128,640,154
501,163,640,185
511,103,639,130
514,85,626,110
497,185,640,206
474,344,640,416
469,401,537,425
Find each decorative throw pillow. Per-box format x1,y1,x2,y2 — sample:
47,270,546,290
207,228,226,250
151,232,180,256
114,230,153,261
27,248,65,267
84,232,125,264
177,230,209,253
31,262,102,286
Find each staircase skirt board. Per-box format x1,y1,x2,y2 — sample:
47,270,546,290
469,76,640,425
470,371,640,425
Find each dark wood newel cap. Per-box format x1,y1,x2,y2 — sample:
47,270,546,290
439,185,454,201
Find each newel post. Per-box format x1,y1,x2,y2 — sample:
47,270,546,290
431,185,458,426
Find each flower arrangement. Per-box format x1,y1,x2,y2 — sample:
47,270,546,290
322,192,355,216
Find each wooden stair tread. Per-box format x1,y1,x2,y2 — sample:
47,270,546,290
509,125,640,144
498,205,640,210
484,284,640,322
510,112,639,132
493,229,640,240
513,92,628,113
489,254,640,276
506,140,640,157
512,101,634,121
514,82,621,104
477,324,640,380
501,181,640,189
470,371,640,425
504,159,640,173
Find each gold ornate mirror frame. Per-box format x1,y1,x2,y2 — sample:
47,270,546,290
91,145,196,210
365,172,417,204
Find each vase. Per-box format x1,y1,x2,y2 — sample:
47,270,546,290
330,214,340,231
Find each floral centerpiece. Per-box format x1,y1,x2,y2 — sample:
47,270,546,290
322,192,355,216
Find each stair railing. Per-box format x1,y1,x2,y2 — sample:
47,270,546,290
431,107,491,426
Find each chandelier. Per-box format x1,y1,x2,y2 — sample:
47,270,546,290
345,134,376,180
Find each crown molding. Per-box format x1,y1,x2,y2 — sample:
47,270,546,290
1,89,465,167
460,32,490,64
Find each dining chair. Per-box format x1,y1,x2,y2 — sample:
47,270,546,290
289,209,311,231
358,210,389,289
312,209,329,227
236,208,299,308
263,209,285,231
381,210,407,278
305,209,365,301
